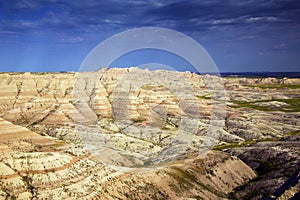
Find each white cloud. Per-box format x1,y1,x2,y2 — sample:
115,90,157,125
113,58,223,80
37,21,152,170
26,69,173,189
246,16,283,23
60,36,83,43
274,43,286,49
212,19,236,25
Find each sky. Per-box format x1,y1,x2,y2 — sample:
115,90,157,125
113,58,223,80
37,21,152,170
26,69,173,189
0,0,300,72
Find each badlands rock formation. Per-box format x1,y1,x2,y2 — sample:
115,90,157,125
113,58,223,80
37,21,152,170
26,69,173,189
0,68,299,199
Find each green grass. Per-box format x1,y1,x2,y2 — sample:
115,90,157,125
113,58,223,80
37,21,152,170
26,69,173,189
141,84,164,90
196,94,212,100
213,137,282,151
132,158,152,168
166,166,226,197
213,141,256,151
229,98,300,112
213,130,300,152
287,130,300,136
243,84,300,89
256,160,278,176
131,117,147,123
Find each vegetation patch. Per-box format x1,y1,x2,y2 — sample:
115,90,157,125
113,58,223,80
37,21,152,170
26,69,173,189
213,141,256,151
243,84,300,89
287,130,300,136
256,160,278,176
141,84,164,90
132,158,152,168
167,166,226,198
196,94,212,100
229,98,300,112
131,117,147,123
213,137,282,151
227,157,281,199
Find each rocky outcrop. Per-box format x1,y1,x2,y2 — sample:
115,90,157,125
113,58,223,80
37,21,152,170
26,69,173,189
0,147,255,199
0,117,255,199
0,117,54,146
0,68,299,199
96,151,256,200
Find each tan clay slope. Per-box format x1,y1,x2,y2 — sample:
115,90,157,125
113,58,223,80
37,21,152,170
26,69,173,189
0,69,299,155
0,147,255,199
0,118,117,199
0,69,299,199
0,69,299,139
0,117,54,146
0,151,116,199
0,72,77,125
97,151,256,200
0,105,255,199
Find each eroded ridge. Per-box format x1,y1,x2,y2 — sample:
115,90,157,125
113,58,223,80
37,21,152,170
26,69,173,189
0,69,299,199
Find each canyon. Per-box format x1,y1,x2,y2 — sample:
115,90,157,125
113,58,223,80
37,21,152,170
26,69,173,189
0,68,299,199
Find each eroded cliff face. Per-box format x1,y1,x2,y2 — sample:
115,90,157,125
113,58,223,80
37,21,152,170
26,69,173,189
1,69,299,140
0,122,255,200
0,68,299,199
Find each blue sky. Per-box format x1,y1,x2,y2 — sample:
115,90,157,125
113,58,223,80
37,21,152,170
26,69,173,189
0,0,300,72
